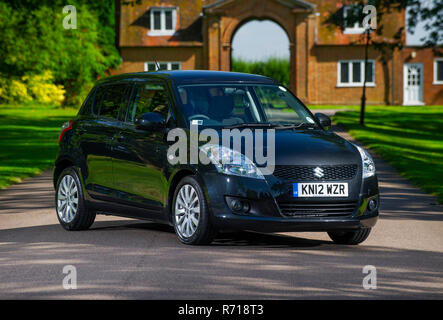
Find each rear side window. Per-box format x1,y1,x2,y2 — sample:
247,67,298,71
95,84,130,120
127,82,170,123
78,88,95,116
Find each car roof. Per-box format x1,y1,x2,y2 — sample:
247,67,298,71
97,70,278,86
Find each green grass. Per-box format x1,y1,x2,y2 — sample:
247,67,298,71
0,104,77,188
308,105,360,110
333,106,443,203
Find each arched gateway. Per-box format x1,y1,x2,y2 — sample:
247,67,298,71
202,0,316,100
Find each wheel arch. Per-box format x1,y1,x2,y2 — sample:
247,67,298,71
53,157,78,189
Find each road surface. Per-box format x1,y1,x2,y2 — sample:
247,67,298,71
0,121,442,299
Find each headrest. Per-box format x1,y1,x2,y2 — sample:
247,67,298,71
209,95,235,120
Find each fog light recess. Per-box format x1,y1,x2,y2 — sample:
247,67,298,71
226,197,250,214
368,198,378,211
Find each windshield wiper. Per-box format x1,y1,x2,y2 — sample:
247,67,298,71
224,123,278,129
224,122,317,130
273,123,317,130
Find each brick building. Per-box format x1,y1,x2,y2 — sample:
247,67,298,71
115,0,443,105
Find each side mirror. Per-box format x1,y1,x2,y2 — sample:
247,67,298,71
315,113,332,131
135,112,165,131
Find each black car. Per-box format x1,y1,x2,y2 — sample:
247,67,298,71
54,70,379,245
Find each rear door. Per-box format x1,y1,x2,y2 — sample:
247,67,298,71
112,80,172,213
81,82,131,200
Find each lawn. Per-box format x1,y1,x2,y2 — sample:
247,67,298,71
308,105,360,110
333,106,443,203
0,104,77,189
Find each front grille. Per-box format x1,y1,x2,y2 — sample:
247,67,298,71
273,165,358,181
278,201,358,217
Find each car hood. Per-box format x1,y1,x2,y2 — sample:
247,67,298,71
269,129,361,166
202,128,361,166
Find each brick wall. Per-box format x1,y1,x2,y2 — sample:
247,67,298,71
308,46,391,105
399,48,443,105
115,47,204,73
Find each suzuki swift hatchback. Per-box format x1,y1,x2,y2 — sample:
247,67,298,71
54,71,379,245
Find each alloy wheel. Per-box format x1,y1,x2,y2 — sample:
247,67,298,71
57,175,79,223
175,184,200,238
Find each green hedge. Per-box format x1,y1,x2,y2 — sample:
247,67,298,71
232,57,290,86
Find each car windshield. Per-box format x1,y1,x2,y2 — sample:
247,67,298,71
177,84,317,128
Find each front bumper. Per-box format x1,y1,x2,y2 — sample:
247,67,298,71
199,171,380,233
213,214,378,233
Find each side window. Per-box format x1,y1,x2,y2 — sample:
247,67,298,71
95,84,130,120
127,82,170,123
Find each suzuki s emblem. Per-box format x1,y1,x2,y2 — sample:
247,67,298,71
313,167,324,178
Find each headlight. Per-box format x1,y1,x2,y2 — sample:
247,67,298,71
200,144,264,179
356,145,376,178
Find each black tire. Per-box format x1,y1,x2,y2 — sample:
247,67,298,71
327,228,371,245
55,167,96,231
172,176,217,245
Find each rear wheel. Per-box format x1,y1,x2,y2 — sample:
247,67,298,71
327,228,371,245
55,167,96,231
172,176,217,245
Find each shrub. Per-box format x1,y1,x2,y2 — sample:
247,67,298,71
24,71,65,106
8,80,32,103
0,78,9,102
0,71,66,106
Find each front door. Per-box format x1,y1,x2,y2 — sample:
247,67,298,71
404,63,424,105
112,80,171,213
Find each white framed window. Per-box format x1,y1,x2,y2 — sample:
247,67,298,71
149,7,177,36
343,5,365,34
337,60,375,87
434,58,443,85
144,61,181,72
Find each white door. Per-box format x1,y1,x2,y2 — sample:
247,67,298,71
403,63,424,105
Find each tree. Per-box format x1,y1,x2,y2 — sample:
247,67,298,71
327,1,442,49
0,1,121,106
406,0,442,47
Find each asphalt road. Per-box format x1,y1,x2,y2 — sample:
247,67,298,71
0,122,442,299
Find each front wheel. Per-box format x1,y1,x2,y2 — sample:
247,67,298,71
327,228,371,245
172,176,217,245
55,167,96,231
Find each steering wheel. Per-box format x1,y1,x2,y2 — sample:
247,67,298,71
189,114,210,121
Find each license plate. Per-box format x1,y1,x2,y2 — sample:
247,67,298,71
293,182,348,197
